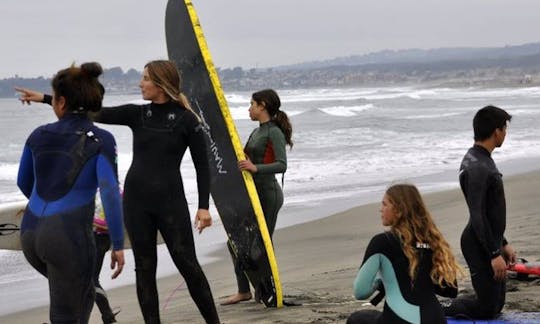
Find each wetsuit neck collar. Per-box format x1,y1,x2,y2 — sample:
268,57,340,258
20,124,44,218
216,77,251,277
151,100,174,108
259,120,275,127
61,112,90,120
472,144,492,156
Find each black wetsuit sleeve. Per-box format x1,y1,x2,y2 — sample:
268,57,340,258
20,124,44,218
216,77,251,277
43,94,52,105
461,169,501,258
41,94,139,127
187,117,210,209
92,104,140,127
434,280,458,298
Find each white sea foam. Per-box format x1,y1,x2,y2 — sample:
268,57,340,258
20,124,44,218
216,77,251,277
225,93,249,104
0,163,18,181
318,104,376,116
279,88,380,103
403,112,465,120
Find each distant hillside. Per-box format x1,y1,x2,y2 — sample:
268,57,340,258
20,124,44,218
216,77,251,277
218,43,540,89
0,67,142,98
281,42,540,70
3,42,540,95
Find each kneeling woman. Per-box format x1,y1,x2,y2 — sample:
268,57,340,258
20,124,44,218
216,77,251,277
348,184,461,324
17,62,124,323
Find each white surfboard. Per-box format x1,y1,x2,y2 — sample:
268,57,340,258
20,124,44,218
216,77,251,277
0,201,26,250
0,201,163,250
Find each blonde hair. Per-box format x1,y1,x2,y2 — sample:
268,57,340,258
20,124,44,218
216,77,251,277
144,60,201,122
385,184,462,288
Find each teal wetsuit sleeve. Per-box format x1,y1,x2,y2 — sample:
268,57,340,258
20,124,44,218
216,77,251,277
255,127,287,175
17,145,34,198
353,254,382,299
187,117,210,209
353,235,383,299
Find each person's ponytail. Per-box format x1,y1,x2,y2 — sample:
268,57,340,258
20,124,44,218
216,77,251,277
274,110,293,148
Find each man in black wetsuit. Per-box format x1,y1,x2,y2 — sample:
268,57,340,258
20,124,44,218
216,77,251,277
445,105,516,320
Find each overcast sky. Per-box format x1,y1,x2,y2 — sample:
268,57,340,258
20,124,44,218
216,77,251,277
2,0,540,78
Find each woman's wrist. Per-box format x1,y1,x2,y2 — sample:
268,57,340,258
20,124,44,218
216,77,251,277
43,94,52,105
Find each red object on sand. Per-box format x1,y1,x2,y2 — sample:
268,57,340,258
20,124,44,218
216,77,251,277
508,259,540,276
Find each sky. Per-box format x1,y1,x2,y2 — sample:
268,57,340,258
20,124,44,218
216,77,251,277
2,0,540,78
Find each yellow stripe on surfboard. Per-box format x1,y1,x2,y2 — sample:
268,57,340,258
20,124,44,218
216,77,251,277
184,0,283,308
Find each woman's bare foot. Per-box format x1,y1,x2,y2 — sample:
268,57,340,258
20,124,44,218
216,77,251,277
220,292,252,305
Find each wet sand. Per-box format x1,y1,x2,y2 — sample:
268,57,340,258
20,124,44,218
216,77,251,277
2,171,539,323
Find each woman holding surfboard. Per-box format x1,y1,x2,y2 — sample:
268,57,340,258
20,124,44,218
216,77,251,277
16,60,220,324
222,89,293,305
16,62,125,323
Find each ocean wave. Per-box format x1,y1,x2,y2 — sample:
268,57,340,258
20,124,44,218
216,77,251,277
505,105,540,116
318,104,376,117
227,107,251,120
225,93,249,104
280,88,379,103
0,163,18,181
424,87,540,101
224,106,305,120
403,112,465,120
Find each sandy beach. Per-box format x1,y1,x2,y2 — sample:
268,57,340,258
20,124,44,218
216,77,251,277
2,170,539,323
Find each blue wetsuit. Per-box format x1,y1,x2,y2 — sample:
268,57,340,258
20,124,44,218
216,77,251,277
17,113,123,324
444,145,508,319
348,232,457,324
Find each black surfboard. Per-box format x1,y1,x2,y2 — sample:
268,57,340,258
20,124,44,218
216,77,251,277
165,0,283,307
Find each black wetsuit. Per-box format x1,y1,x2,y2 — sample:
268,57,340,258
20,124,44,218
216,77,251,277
17,113,123,324
230,121,287,293
93,196,119,323
96,101,219,324
94,232,117,323
348,232,457,324
444,145,507,319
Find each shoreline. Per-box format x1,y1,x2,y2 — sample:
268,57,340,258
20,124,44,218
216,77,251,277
1,169,539,323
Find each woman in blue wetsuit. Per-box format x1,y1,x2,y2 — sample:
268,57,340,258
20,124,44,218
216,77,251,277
348,184,461,324
17,60,220,324
16,62,125,324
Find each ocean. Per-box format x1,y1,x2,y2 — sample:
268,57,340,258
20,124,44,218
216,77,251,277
1,86,540,315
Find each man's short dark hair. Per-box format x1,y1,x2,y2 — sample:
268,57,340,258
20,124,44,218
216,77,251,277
473,105,512,141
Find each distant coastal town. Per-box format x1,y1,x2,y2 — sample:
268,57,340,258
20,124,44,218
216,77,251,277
2,42,540,97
